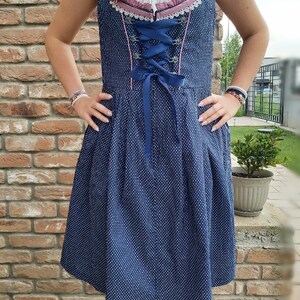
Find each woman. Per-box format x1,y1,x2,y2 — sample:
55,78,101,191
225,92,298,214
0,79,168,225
45,0,269,299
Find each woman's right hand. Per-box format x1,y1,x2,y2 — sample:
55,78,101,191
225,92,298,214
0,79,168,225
72,92,113,132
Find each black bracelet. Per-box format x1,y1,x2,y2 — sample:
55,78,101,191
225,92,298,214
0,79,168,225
225,90,246,105
225,86,248,100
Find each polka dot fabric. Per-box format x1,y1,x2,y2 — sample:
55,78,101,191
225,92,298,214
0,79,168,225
60,0,237,299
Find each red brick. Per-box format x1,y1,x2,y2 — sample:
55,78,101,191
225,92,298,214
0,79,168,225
0,203,6,217
246,281,292,296
58,135,83,151
235,281,244,295
14,296,58,300
34,153,79,168
235,265,260,280
8,202,57,218
0,187,31,200
0,27,45,44
262,265,293,280
25,6,56,24
0,265,9,278
36,280,82,293
0,235,5,248
0,280,33,293
213,41,222,59
0,101,50,117
80,45,101,62
73,64,101,80
28,82,103,99
34,219,66,233
12,264,60,279
0,65,52,81
0,250,31,263
0,83,26,98
59,203,69,218
0,47,25,62
57,170,75,185
52,102,79,117
212,282,234,295
7,170,56,184
0,0,47,3
5,136,55,151
0,119,28,134
236,247,245,263
0,171,4,183
0,8,22,25
29,82,67,99
34,186,72,200
32,119,83,134
34,249,61,263
0,219,31,232
247,248,294,264
214,22,223,41
73,27,99,43
0,153,31,168
9,234,56,248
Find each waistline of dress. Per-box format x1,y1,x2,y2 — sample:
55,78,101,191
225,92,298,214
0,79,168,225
101,82,212,94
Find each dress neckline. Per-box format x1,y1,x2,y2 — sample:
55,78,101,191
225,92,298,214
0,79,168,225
109,0,203,21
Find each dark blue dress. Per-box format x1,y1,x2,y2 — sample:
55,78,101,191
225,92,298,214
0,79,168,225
60,0,236,298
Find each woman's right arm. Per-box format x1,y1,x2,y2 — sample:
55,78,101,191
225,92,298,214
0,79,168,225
45,0,113,132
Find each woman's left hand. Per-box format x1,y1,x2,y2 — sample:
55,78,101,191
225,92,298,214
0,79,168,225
198,93,242,131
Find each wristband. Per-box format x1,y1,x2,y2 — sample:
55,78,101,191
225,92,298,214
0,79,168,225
226,85,248,98
69,89,87,105
225,86,247,105
71,93,89,107
225,90,245,105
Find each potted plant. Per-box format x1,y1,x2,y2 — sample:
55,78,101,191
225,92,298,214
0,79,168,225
231,128,284,217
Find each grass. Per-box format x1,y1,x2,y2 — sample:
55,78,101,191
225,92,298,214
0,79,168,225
229,125,300,176
254,94,281,117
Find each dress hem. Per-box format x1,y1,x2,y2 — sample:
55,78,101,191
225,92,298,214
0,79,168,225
60,259,106,294
211,267,236,287
60,259,235,294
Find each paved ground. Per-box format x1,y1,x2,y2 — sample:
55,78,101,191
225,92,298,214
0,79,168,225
229,116,300,299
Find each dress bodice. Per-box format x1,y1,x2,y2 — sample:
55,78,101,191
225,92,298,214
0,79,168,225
96,0,216,157
97,0,216,89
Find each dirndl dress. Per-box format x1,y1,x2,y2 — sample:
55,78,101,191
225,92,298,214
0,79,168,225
60,0,236,298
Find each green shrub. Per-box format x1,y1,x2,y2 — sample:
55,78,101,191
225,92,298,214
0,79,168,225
231,129,284,177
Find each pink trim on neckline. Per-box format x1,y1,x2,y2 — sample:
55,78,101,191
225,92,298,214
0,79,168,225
109,0,202,21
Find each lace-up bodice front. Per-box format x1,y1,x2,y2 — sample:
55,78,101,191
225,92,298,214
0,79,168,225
131,18,186,158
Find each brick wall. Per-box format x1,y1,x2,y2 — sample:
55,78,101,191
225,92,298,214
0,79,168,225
1,1,294,299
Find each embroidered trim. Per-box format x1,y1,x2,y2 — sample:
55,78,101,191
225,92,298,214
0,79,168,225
178,10,191,75
120,13,134,90
109,0,202,21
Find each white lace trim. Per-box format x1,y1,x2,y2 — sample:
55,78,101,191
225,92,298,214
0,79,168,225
109,0,202,21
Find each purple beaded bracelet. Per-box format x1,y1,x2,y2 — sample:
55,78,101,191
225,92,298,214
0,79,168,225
69,89,88,107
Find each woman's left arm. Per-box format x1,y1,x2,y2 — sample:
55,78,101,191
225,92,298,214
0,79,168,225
198,0,269,131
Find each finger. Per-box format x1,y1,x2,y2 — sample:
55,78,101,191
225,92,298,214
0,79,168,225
96,92,113,102
90,108,110,123
198,94,218,107
92,102,113,117
200,108,225,126
198,102,222,122
211,114,230,132
84,114,100,132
